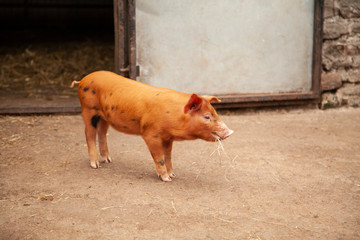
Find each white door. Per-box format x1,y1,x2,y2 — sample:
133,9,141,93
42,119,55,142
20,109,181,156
136,0,315,96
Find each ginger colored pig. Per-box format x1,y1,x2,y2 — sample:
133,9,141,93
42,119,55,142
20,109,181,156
71,71,233,182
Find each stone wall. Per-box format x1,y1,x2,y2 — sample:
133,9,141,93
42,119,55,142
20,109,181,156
321,0,360,108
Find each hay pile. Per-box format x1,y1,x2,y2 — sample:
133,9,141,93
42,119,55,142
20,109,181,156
0,35,114,96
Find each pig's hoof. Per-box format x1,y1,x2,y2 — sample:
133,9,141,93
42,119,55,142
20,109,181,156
169,173,176,179
158,174,172,182
101,155,112,163
161,176,172,182
90,161,100,169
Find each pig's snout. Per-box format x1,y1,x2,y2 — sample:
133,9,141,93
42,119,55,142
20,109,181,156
217,128,233,140
212,124,234,141
221,129,234,140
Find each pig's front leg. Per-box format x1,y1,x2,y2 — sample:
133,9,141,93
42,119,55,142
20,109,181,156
163,140,175,179
142,135,172,182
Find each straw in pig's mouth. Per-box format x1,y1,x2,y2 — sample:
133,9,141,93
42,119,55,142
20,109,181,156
210,137,239,167
211,132,222,140
210,137,227,162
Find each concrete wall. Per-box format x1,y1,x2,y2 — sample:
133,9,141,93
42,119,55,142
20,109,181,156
136,0,314,95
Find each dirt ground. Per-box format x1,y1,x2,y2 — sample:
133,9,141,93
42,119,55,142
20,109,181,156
0,108,359,239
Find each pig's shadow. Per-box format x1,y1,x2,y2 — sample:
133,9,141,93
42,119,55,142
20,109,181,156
94,156,222,188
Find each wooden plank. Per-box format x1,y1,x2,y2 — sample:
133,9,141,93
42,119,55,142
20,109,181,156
113,0,128,76
0,106,81,114
213,92,318,108
311,0,324,100
128,0,137,80
216,92,315,103
214,100,318,109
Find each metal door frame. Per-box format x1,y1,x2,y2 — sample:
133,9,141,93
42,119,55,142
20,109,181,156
114,0,323,108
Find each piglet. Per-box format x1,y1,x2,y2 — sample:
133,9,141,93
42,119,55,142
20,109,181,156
71,71,233,182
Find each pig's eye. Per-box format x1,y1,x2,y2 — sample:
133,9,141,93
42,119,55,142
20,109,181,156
204,115,211,120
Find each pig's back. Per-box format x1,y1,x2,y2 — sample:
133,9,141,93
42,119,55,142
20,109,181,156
80,71,156,94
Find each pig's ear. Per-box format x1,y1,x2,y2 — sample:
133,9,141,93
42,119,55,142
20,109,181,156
184,94,203,114
202,95,221,103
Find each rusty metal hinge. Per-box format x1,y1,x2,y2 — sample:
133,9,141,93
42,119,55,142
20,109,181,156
120,65,140,78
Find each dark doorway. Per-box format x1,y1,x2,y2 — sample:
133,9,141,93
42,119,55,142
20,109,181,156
0,0,114,113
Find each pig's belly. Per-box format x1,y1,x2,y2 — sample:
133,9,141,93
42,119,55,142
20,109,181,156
108,116,142,135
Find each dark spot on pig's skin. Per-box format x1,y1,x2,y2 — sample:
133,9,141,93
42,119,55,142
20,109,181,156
120,110,124,114
111,106,114,111
131,118,139,122
166,111,170,114
155,93,160,96
91,81,94,84
83,87,89,92
142,124,148,131
110,93,113,97
123,126,128,129
92,90,96,95
91,115,101,128
153,135,159,138
92,106,99,110
158,159,165,166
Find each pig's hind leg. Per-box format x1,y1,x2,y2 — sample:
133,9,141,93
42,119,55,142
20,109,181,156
97,118,112,164
82,111,101,168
